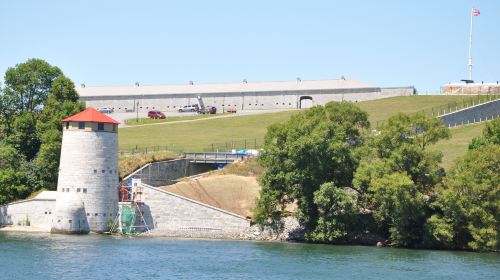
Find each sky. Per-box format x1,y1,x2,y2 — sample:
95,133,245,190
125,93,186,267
0,0,498,93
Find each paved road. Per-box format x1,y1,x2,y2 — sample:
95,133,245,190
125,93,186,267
106,109,295,128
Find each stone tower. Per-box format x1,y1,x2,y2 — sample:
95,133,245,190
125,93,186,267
51,108,120,233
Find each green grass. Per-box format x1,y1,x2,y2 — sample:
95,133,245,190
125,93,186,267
118,95,490,168
119,110,299,152
429,123,485,170
124,113,231,126
356,95,495,126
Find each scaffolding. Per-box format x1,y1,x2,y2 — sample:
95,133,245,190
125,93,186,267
108,178,150,235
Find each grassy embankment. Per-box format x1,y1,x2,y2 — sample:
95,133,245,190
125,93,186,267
119,95,487,167
124,113,232,126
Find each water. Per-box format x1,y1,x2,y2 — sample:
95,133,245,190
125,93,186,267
0,232,498,280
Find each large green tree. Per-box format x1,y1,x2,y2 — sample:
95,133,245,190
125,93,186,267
353,113,450,247
0,58,83,200
254,102,370,235
428,143,499,251
0,143,29,204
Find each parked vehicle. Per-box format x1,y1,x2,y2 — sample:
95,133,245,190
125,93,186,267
226,107,237,113
97,107,113,114
147,110,166,119
203,106,217,114
178,105,199,112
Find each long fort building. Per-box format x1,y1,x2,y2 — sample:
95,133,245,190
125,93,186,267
77,79,415,112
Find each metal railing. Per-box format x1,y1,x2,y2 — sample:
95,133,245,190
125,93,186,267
182,152,245,163
119,138,263,156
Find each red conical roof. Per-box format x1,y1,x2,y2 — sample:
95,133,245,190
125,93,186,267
62,108,120,124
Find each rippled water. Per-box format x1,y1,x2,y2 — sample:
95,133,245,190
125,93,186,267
0,232,498,279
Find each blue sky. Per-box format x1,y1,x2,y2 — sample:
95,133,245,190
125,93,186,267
0,0,498,92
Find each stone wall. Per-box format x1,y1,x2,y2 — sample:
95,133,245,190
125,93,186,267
140,183,250,238
442,84,500,95
129,159,216,187
82,87,415,113
0,196,56,231
439,99,500,127
380,87,415,97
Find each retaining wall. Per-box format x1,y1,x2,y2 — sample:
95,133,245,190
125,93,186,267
380,87,415,97
439,99,500,127
140,184,250,238
130,159,216,187
0,196,56,231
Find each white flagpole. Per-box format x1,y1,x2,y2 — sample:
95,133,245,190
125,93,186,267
467,8,474,81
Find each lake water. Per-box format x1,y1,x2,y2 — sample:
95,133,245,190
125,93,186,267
0,232,498,280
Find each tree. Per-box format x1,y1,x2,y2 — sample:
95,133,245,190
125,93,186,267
0,143,29,204
428,144,499,251
3,58,62,114
370,173,427,247
309,182,359,242
0,59,84,197
469,119,500,150
254,102,369,234
352,113,449,247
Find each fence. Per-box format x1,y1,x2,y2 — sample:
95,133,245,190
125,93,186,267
119,138,264,156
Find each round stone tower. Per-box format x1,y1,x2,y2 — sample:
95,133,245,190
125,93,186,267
51,108,120,233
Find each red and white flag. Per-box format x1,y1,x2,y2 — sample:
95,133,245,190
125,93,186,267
472,9,480,16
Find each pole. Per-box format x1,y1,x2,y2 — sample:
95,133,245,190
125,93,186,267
136,101,139,122
467,8,474,81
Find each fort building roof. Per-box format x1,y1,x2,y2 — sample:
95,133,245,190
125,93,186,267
76,78,378,97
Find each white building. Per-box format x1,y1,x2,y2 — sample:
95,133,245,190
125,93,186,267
77,79,415,113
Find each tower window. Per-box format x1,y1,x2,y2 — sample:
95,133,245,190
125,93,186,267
77,188,81,192
102,170,105,173
94,169,97,174
97,123,104,131
78,122,85,129
83,188,87,193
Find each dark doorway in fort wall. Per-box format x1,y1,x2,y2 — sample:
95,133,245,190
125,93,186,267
299,96,313,109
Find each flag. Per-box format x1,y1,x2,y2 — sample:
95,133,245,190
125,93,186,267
472,9,480,16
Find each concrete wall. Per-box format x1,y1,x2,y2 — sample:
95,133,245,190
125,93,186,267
439,99,500,127
442,84,500,95
81,87,415,113
130,159,216,187
140,183,250,238
380,87,415,97
0,198,56,231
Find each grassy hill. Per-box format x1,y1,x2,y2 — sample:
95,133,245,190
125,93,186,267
118,95,489,168
429,123,485,169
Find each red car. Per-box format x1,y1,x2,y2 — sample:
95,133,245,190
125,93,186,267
148,110,166,119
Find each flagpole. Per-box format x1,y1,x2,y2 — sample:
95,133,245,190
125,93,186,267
467,8,474,81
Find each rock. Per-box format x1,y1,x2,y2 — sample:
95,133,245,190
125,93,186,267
376,241,384,247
